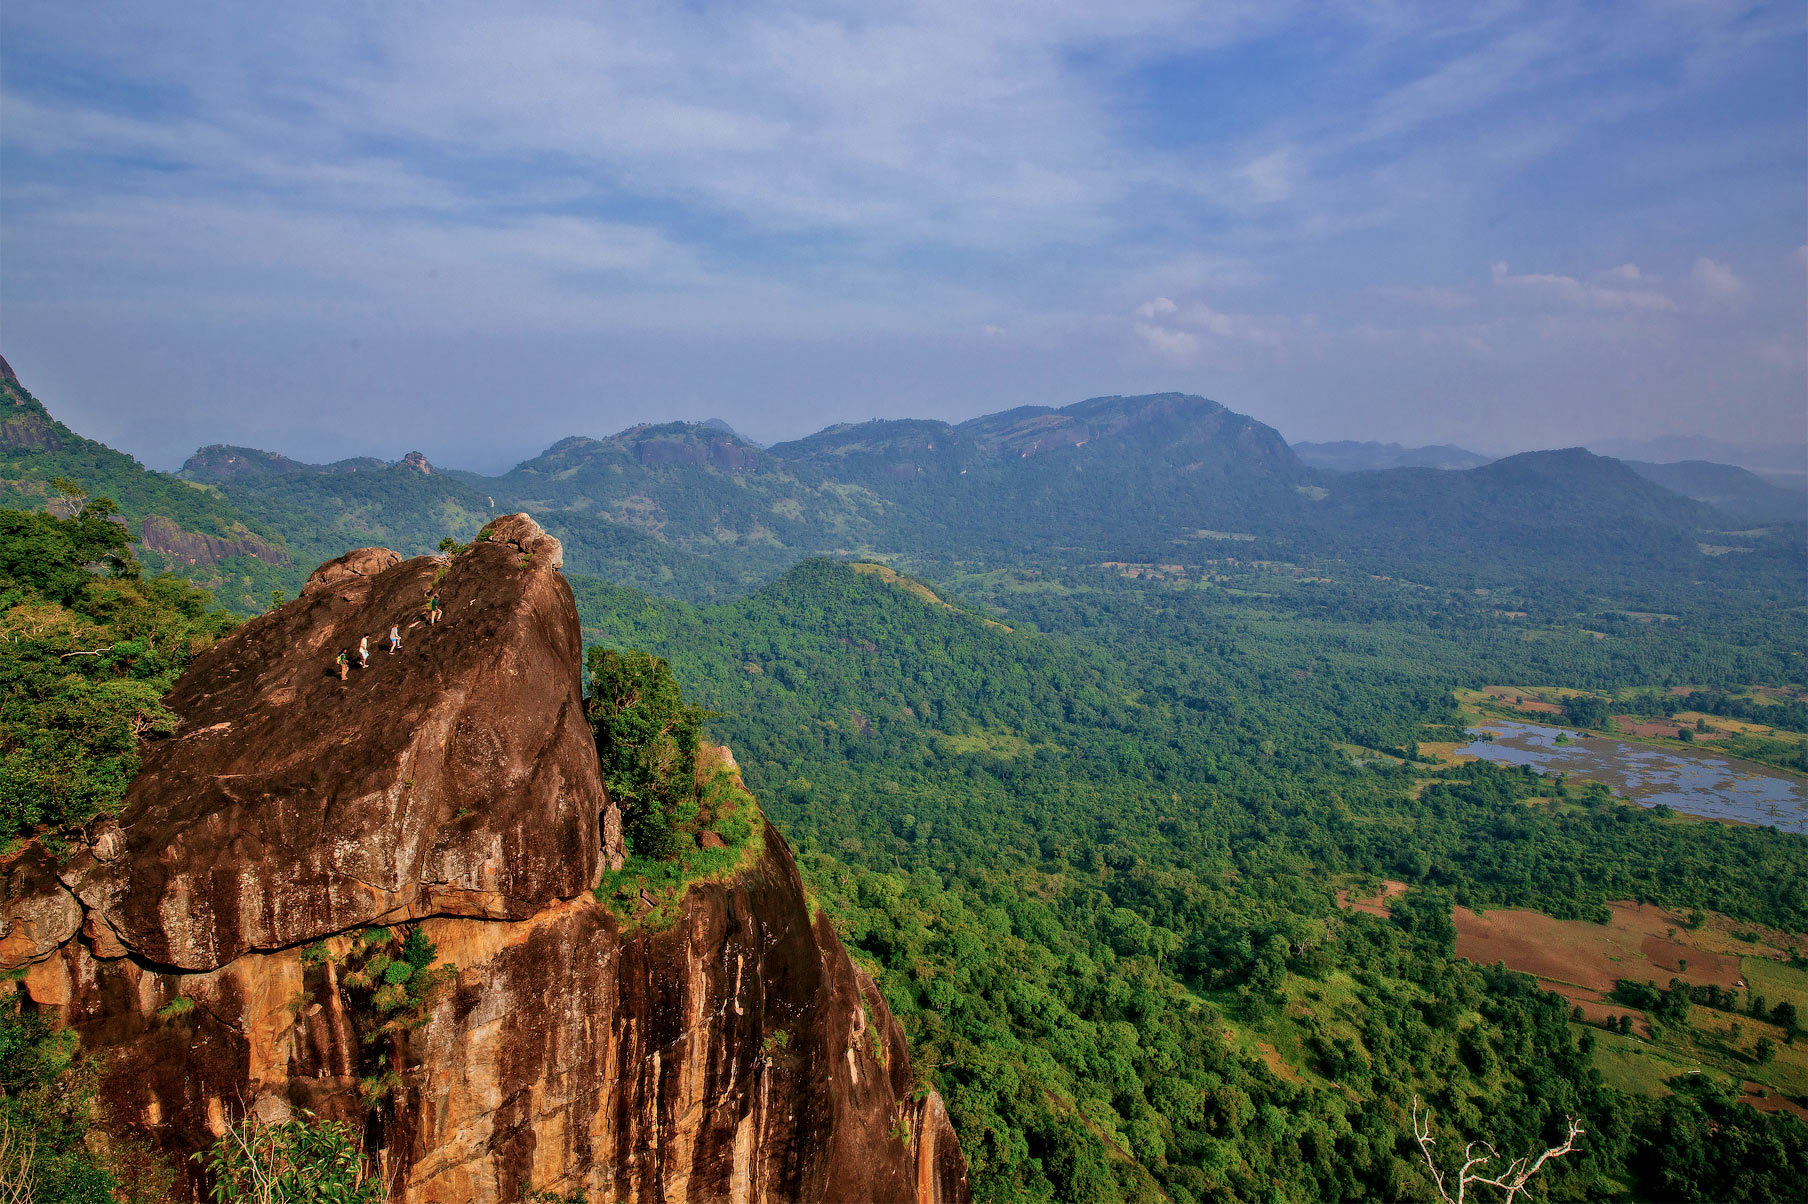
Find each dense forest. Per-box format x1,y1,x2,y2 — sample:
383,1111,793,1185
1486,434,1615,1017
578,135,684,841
571,556,1808,1201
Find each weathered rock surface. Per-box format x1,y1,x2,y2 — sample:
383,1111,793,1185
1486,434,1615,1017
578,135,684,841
56,516,611,972
1,515,969,1203
138,513,289,567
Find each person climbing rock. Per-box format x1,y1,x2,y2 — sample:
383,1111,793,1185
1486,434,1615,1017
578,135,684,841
428,593,442,625
389,624,401,655
358,635,371,668
335,649,350,681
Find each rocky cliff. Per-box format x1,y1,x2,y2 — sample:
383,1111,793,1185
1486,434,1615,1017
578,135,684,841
0,514,969,1204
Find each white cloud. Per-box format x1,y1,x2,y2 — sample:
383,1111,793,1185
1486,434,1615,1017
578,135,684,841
1,1,1802,463
1692,257,1746,302
1490,261,1677,311
1135,323,1198,356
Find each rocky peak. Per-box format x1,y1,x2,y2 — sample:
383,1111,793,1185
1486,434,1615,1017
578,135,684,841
400,449,432,474
51,516,615,971
1,518,968,1203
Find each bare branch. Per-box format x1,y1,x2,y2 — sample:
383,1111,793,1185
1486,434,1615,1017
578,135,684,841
1413,1096,1583,1204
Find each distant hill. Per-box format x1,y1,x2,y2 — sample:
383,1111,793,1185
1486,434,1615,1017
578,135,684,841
183,445,434,480
1301,448,1766,599
181,443,497,571
1292,440,1492,472
491,421,883,589
152,386,1798,605
1625,460,1807,526
773,392,1311,560
1589,434,1808,476
0,356,297,610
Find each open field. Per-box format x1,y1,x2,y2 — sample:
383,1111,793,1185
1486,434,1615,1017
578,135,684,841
1475,685,1562,714
1415,741,1477,767
1440,900,1808,1111
1337,883,1808,1111
1452,901,1746,994
1743,956,1808,1015
1611,715,1721,740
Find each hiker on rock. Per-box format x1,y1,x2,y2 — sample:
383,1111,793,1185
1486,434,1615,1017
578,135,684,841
428,593,442,625
335,649,350,681
358,635,371,668
389,624,401,655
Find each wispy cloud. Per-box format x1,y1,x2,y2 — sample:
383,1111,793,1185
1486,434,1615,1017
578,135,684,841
1490,261,1677,311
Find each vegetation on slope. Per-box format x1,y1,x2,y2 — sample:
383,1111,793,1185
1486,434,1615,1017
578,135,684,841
576,557,1808,1202
0,506,235,849
0,366,298,610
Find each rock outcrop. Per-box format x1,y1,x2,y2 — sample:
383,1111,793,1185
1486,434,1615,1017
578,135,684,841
137,512,290,567
1,514,968,1204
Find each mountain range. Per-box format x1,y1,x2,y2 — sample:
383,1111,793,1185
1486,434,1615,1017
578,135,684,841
2,354,1799,612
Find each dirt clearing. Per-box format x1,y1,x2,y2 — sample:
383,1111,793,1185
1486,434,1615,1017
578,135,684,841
1452,901,1746,994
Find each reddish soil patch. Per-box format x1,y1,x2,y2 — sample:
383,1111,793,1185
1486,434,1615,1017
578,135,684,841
1609,716,1728,741
1741,1083,1808,1122
1453,901,1738,997
1544,981,1649,1037
1614,716,1690,739
1640,937,1744,989
1254,1041,1304,1084
1335,879,1407,918
1455,908,1628,992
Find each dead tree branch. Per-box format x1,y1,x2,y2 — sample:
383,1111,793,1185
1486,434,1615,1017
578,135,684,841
1413,1095,1583,1204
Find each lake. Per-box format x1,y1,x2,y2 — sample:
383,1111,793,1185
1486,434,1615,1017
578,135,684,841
1457,720,1808,834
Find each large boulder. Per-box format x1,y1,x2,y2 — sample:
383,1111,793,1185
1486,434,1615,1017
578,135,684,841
302,546,404,596
478,511,562,570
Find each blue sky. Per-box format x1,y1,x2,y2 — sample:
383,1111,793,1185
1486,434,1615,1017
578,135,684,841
2,1,1803,472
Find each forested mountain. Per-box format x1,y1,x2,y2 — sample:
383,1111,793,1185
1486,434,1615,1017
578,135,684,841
1626,458,1808,525
161,390,1801,610
1293,440,1493,472
181,444,497,572
0,358,297,611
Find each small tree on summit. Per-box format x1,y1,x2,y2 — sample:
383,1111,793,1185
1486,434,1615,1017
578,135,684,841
585,647,708,860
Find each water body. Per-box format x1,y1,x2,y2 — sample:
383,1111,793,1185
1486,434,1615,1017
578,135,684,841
1457,720,1808,835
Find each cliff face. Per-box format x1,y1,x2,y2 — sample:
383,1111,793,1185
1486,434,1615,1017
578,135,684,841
1,514,969,1204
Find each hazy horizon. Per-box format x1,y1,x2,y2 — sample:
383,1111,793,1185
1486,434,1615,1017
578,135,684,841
4,3,1805,474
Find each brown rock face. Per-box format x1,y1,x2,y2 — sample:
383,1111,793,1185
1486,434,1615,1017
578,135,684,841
138,513,289,567
58,516,611,972
1,514,969,1204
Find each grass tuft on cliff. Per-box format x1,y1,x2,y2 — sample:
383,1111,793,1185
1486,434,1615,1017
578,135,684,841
594,742,766,931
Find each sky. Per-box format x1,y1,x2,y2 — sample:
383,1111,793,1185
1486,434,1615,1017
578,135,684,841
2,1,1804,474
